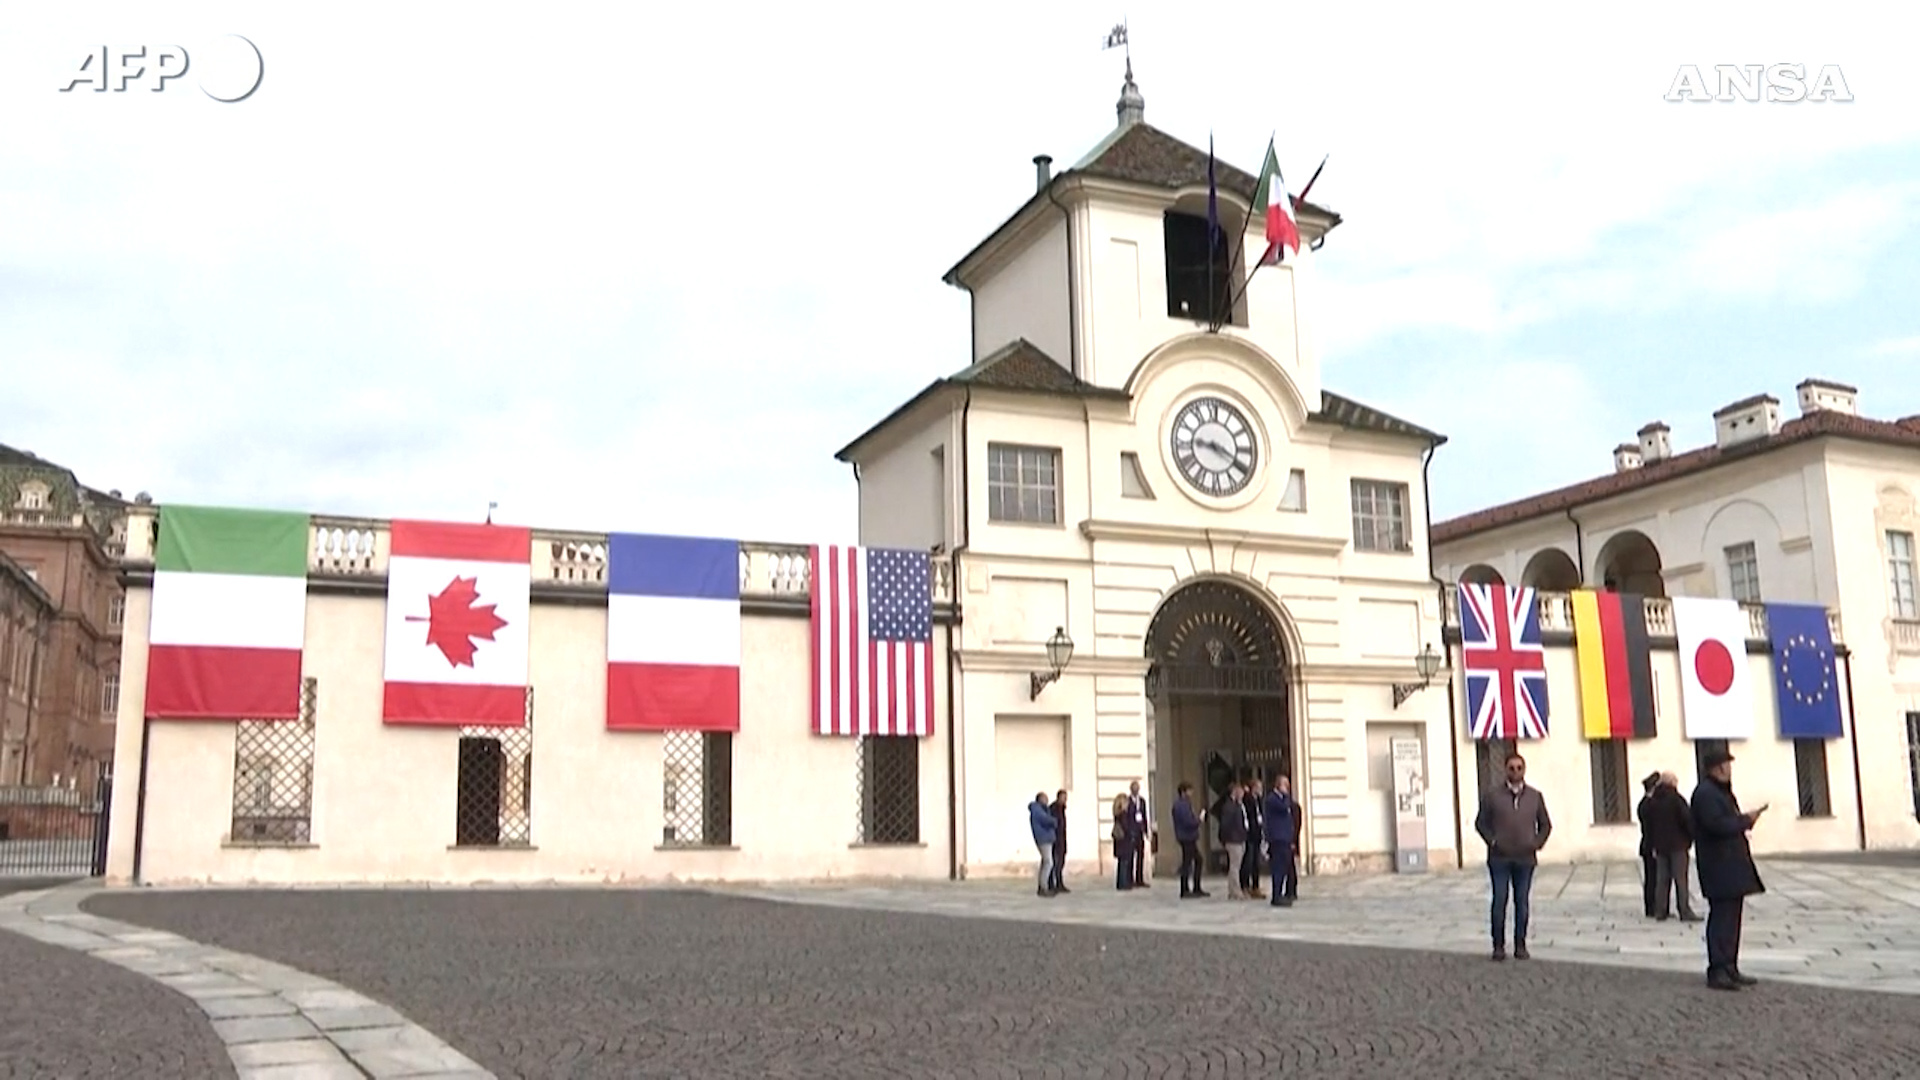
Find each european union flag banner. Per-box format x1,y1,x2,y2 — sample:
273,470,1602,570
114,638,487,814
1764,602,1844,739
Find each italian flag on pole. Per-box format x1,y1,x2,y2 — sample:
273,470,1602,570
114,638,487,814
145,505,311,720
1251,137,1300,265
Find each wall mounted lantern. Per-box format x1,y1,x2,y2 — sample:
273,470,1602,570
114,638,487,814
1030,626,1075,700
1392,643,1444,709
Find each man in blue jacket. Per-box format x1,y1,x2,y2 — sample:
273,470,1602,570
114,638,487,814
1028,792,1059,898
1171,782,1208,898
1263,774,1299,907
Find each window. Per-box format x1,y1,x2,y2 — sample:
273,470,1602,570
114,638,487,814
1794,739,1833,817
1693,738,1729,782
100,673,118,717
1889,531,1918,619
856,735,921,844
1907,713,1920,819
17,487,45,511
108,594,125,627
661,730,733,847
455,688,534,847
931,446,947,545
227,678,317,845
1161,211,1235,325
1725,542,1761,603
986,444,1060,525
1119,452,1156,500
1589,740,1632,823
1350,480,1411,552
1278,469,1307,512
1473,738,1517,795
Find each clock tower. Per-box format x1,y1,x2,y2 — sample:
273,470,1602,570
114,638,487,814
835,66,1453,882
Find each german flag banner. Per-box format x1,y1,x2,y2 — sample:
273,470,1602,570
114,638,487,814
1570,589,1657,739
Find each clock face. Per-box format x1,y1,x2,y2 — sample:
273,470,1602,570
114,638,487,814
1170,397,1258,497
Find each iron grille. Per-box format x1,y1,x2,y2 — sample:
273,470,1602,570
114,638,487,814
661,730,733,847
1794,739,1833,817
1474,738,1517,795
856,735,920,844
1588,739,1631,824
1239,697,1291,784
228,678,317,844
454,688,534,847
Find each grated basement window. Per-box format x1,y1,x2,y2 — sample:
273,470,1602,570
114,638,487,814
454,688,534,847
229,677,318,845
856,735,920,845
661,730,733,847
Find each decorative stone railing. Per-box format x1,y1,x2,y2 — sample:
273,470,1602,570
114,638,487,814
119,507,954,605
1442,585,1842,645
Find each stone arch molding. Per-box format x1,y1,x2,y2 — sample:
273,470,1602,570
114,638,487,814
1123,332,1311,436
1143,571,1309,674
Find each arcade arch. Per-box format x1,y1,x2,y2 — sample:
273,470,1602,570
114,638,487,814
1520,548,1581,591
1595,530,1666,597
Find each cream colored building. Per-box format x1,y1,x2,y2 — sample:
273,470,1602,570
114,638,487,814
836,73,1456,879
1432,377,1916,856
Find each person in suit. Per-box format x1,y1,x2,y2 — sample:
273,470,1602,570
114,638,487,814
1240,775,1267,900
1028,792,1058,898
1172,781,1208,898
1126,779,1151,888
1262,774,1300,907
1648,771,1700,922
1111,791,1133,891
1690,749,1768,990
1047,789,1069,894
1635,771,1661,918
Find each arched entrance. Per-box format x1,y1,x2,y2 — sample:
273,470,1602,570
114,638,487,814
1143,579,1297,877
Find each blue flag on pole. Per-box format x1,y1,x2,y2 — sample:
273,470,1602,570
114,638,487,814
1764,602,1844,738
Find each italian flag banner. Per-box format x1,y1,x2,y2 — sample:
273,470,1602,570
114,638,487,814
145,505,311,720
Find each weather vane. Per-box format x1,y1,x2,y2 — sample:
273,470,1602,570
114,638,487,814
1103,19,1131,75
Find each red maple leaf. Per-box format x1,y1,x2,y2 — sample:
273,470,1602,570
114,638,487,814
405,576,508,668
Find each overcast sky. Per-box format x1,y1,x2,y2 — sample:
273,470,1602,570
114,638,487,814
4,3,1915,542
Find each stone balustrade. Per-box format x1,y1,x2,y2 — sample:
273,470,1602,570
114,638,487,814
120,507,954,605
1443,584,1843,645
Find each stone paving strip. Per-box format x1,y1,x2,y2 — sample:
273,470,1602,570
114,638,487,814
0,883,494,1080
727,857,1920,996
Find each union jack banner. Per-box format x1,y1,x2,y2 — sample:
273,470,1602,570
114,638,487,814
1459,582,1550,740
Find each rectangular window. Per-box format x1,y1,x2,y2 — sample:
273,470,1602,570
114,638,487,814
101,673,118,717
227,678,318,845
455,688,534,847
108,593,125,627
1161,211,1235,325
1724,542,1761,603
661,730,733,847
1588,739,1631,823
1693,738,1729,783
1350,480,1411,552
986,444,1061,525
1794,739,1833,817
857,735,921,844
1907,713,1920,819
1889,531,1918,619
1474,737,1518,796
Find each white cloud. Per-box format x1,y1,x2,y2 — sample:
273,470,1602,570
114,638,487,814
2,1,1918,537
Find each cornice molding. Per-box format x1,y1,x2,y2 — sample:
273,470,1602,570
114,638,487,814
1078,519,1348,556
956,649,1151,677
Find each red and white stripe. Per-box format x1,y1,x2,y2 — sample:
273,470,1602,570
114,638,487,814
809,545,935,737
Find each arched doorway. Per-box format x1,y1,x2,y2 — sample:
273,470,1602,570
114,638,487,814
1143,579,1296,877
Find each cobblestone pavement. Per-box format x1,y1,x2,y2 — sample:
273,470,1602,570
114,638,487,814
82,863,1920,1079
0,906,233,1080
741,857,1920,994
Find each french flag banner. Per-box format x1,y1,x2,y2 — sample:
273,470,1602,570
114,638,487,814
606,533,741,732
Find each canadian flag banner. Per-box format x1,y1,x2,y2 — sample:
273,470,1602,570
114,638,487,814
1673,596,1755,740
381,519,532,727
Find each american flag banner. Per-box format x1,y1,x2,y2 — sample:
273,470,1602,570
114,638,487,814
1459,582,1550,740
809,545,936,737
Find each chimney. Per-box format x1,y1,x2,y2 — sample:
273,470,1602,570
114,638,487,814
1713,394,1782,450
1636,422,1672,464
1795,377,1859,417
1613,443,1644,473
1033,154,1053,192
